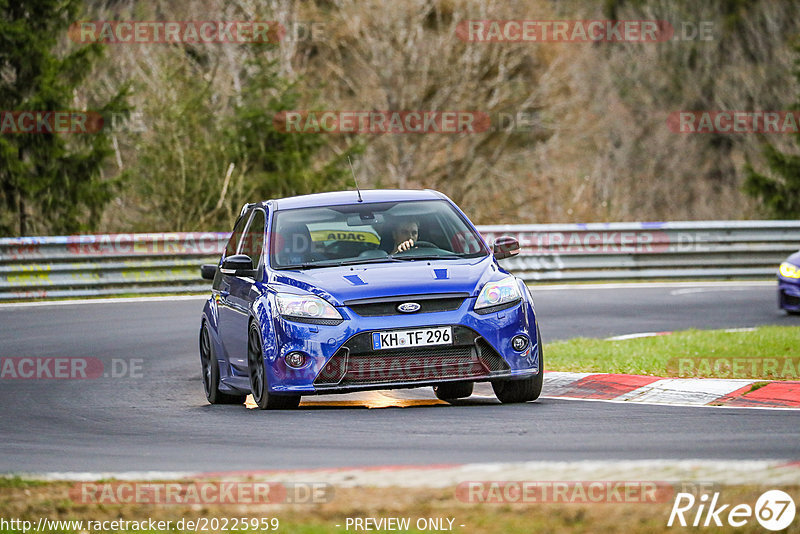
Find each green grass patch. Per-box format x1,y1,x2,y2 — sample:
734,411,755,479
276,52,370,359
545,326,800,378
0,476,48,489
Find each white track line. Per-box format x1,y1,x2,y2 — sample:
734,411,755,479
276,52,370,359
605,331,672,341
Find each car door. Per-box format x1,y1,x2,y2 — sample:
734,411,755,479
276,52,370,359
217,210,250,366
224,208,266,374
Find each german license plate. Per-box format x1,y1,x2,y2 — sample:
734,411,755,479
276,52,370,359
372,327,452,350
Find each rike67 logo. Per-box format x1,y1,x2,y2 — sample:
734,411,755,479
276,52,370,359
667,489,796,531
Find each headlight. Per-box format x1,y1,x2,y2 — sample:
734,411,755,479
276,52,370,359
780,262,800,279
275,293,343,323
475,276,522,313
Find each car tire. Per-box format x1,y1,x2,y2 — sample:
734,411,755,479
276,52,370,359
492,326,544,404
200,322,246,405
433,381,474,402
248,322,301,410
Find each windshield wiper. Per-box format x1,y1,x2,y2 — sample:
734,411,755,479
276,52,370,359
390,254,462,261
336,257,403,265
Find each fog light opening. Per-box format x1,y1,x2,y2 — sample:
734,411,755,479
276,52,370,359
511,335,529,352
285,352,307,369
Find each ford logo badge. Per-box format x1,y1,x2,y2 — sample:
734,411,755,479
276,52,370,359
397,302,421,313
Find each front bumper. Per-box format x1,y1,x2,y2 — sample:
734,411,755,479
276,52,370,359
779,276,800,312
265,296,540,394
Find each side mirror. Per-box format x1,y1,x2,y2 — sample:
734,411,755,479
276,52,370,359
220,254,257,277
493,236,520,260
200,264,217,281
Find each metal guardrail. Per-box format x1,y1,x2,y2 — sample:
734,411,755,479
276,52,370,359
0,222,798,300
0,233,228,300
482,221,800,282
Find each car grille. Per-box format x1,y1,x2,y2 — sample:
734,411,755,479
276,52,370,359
344,293,469,317
314,326,509,387
784,293,800,306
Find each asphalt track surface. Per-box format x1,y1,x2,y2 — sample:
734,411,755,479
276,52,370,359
0,281,798,473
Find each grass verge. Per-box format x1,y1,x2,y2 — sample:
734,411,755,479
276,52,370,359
545,326,800,378
0,479,797,534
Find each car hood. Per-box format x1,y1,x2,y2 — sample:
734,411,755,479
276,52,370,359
268,255,503,305
786,251,800,267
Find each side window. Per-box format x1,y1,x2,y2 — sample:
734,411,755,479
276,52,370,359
225,214,249,258
240,209,266,267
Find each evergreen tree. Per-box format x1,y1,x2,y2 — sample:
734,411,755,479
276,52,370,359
226,58,363,204
743,43,800,219
126,50,362,232
0,0,129,236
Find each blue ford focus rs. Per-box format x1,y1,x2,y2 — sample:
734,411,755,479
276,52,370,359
199,189,542,409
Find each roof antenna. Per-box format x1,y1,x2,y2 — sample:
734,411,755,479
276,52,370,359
348,156,363,203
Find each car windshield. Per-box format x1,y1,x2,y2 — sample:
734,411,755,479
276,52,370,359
270,199,489,269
